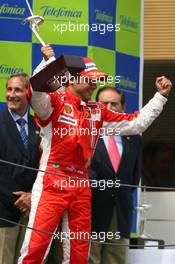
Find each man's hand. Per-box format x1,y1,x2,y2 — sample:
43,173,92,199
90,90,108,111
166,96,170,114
156,76,172,97
13,191,31,217
41,44,55,61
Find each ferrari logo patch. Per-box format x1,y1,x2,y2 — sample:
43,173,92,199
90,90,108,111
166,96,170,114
85,110,91,119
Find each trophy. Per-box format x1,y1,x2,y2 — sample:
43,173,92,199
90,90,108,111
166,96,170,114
130,187,164,249
22,0,47,47
136,187,152,238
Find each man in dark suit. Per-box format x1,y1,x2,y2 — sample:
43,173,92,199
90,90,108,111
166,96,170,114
89,87,141,264
0,73,40,264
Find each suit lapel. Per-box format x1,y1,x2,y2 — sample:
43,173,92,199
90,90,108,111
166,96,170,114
118,137,126,171
117,136,130,174
121,136,130,155
28,115,39,153
121,137,127,158
3,109,28,157
97,137,114,172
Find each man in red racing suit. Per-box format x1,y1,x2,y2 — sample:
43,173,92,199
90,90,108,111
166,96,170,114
18,45,172,264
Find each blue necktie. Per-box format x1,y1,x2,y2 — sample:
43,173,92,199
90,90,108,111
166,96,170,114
16,118,28,149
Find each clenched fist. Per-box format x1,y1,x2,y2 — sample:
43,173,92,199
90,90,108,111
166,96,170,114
155,76,172,97
41,44,55,61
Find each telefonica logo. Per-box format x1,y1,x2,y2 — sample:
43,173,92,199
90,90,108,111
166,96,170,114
120,16,138,30
41,6,83,18
0,3,25,16
0,64,24,75
95,10,113,23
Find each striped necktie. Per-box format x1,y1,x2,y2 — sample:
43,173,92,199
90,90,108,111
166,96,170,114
16,118,28,149
108,135,120,172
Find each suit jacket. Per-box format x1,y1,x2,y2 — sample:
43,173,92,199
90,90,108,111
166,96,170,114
0,109,40,227
89,135,141,238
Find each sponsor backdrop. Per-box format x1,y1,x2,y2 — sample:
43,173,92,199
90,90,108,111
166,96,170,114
0,0,143,235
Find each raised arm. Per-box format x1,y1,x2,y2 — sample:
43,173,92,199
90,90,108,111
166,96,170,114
28,44,56,121
102,76,172,135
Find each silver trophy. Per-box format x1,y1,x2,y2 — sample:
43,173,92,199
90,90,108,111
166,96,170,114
136,187,152,238
22,0,46,47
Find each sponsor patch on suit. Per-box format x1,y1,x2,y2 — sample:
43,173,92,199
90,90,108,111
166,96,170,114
58,115,77,126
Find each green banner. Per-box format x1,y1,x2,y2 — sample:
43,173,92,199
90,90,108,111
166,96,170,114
116,0,141,56
0,41,32,102
33,0,88,46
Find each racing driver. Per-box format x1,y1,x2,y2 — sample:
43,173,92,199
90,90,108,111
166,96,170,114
18,44,172,264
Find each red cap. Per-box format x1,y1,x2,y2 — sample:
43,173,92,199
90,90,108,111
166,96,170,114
80,57,108,80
